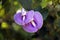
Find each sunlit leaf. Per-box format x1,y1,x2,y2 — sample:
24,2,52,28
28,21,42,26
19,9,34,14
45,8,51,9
48,1,52,5
0,4,2,9
14,1,18,6
40,0,47,8
0,8,5,17
1,22,9,29
55,4,60,11
40,0,52,8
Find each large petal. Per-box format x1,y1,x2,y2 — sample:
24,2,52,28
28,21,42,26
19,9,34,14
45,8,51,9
34,11,43,29
25,10,34,24
14,13,25,25
22,23,38,33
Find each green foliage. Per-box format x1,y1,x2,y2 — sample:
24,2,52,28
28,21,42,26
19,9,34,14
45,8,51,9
40,0,52,8
0,8,5,17
0,4,2,9
55,4,60,11
0,33,4,40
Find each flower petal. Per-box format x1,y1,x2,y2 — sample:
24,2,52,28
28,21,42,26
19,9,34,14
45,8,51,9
34,11,43,29
14,13,25,25
22,23,38,33
25,10,34,24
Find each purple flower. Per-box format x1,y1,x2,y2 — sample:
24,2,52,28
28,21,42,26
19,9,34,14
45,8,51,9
14,8,43,33
14,8,34,25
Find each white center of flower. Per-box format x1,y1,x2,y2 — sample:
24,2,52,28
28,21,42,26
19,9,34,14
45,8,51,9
21,8,27,21
22,16,25,21
16,8,26,21
16,8,27,16
21,8,26,16
31,18,36,27
31,21,36,27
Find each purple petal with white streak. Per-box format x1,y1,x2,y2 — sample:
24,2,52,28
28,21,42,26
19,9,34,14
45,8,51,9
25,10,34,24
22,23,38,33
34,11,43,29
14,13,25,25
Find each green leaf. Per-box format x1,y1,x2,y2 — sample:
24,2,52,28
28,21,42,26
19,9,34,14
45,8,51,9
55,4,60,11
0,4,2,9
0,8,5,17
40,0,47,8
13,1,22,11
1,22,9,29
40,0,52,8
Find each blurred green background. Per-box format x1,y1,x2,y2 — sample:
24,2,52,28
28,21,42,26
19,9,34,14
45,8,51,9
0,0,60,40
